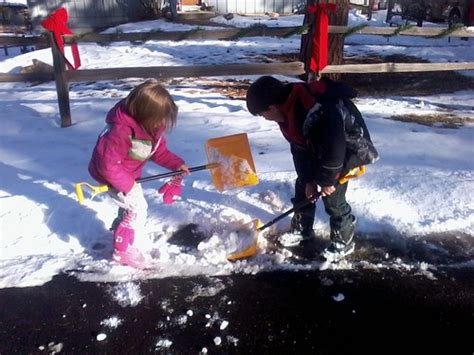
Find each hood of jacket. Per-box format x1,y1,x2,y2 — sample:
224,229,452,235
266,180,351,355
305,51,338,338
105,101,165,141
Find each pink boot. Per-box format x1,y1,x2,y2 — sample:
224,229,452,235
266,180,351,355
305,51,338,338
113,247,146,269
112,212,146,269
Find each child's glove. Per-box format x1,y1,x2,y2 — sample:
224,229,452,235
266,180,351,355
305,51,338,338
158,175,183,204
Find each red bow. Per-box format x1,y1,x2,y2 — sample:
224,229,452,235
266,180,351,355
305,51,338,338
41,8,81,70
307,3,336,73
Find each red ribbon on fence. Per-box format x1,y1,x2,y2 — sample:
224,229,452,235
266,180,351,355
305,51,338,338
307,3,336,73
41,8,81,70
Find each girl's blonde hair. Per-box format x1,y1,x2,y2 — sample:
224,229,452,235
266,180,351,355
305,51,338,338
124,81,178,135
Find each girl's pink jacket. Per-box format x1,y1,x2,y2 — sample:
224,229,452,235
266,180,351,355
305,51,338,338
89,101,184,194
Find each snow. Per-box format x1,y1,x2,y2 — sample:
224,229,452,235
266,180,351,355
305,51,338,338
0,9,473,289
108,282,144,307
100,316,123,329
0,1,27,5
96,333,107,341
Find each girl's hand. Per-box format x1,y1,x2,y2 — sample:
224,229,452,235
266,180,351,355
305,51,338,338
158,176,183,204
179,164,190,175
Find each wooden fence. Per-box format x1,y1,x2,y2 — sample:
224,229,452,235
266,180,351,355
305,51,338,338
0,25,473,127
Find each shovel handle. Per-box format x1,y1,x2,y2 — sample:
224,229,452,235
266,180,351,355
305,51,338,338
137,163,217,183
75,183,85,204
75,163,218,204
338,165,366,184
75,182,109,204
257,193,320,232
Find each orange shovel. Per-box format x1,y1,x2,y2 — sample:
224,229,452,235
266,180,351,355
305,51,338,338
75,133,259,204
226,165,368,260
227,194,320,261
205,133,259,191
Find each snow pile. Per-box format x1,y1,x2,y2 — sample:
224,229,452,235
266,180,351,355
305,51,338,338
0,10,472,288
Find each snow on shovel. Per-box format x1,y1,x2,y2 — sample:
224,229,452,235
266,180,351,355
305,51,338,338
226,164,369,260
227,194,320,261
75,133,259,204
205,133,259,191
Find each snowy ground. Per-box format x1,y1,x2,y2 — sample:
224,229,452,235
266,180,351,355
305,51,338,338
0,10,473,288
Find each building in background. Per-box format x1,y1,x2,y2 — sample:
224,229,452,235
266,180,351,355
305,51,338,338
350,0,388,9
27,0,145,31
196,0,305,14
27,0,306,32
1,2,31,33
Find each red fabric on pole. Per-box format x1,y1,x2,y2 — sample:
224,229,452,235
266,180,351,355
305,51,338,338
307,3,336,73
41,8,81,70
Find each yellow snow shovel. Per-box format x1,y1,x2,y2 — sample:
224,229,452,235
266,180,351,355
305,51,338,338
75,164,216,204
227,194,319,261
205,133,259,191
226,165,368,260
75,133,259,204
338,165,366,184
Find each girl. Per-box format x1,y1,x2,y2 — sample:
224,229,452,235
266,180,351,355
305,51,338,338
89,81,189,268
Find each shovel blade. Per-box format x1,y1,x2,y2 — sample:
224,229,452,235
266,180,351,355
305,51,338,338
205,133,259,192
227,219,263,261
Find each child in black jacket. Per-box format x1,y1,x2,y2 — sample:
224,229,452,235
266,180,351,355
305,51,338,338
246,76,378,261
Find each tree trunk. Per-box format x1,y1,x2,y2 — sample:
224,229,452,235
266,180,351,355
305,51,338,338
327,0,350,81
299,0,317,81
299,0,350,82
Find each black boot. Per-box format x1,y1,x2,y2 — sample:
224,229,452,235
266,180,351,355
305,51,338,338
290,212,316,241
330,217,356,245
322,217,356,262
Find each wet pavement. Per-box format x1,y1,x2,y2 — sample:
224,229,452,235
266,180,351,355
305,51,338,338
1,267,474,354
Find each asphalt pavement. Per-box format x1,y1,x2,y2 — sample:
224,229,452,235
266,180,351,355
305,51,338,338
1,267,474,354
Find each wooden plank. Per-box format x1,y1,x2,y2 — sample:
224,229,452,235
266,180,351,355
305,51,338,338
66,62,306,82
63,27,304,43
322,62,474,74
329,25,474,38
2,61,473,83
62,25,474,44
49,33,72,128
1,24,472,48
0,36,48,46
0,72,54,82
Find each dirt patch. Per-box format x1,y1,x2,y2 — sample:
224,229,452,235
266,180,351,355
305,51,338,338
343,54,474,97
389,113,473,128
168,78,251,99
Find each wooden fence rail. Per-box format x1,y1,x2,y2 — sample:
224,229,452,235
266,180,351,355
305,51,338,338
321,62,474,74
3,61,474,84
0,24,473,48
0,24,473,127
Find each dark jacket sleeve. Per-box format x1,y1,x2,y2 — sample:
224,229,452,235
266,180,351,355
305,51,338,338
311,102,346,186
291,144,316,185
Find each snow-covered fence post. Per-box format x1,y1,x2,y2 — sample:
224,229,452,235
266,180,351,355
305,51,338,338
48,32,72,128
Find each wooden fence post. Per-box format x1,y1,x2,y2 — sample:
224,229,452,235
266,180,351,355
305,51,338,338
49,32,72,128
